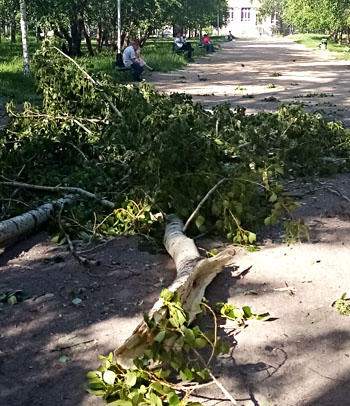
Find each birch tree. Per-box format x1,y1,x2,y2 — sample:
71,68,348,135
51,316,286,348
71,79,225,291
19,0,30,76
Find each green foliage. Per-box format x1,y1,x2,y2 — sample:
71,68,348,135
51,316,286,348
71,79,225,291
2,40,350,243
87,290,231,405
216,302,273,327
0,289,30,310
332,293,350,316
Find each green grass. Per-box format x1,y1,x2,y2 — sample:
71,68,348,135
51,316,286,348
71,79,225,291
290,33,350,61
0,38,40,103
0,35,228,103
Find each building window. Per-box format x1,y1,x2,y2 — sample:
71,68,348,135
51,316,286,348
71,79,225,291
241,8,251,22
229,7,234,20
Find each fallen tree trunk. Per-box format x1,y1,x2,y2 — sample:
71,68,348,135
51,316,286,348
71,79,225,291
0,181,115,209
0,195,75,247
115,214,234,368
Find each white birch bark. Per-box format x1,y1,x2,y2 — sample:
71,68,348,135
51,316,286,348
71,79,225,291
19,0,30,77
0,195,75,247
114,214,235,368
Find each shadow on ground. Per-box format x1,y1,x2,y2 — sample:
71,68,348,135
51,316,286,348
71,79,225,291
0,233,176,406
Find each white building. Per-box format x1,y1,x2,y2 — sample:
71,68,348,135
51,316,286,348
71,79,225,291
225,0,277,37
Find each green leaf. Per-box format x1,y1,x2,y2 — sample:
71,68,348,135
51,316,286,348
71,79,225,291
7,295,17,305
184,328,195,343
242,306,252,318
58,355,70,363
269,193,278,203
149,392,162,406
248,232,256,244
195,215,205,230
167,392,180,406
194,338,207,348
86,370,102,379
154,331,166,342
160,289,174,301
125,371,137,387
108,401,133,406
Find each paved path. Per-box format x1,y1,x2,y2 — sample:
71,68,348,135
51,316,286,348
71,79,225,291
149,38,350,126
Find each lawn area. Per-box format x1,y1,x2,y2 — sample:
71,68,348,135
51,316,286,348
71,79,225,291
290,33,350,60
0,35,227,104
0,38,40,103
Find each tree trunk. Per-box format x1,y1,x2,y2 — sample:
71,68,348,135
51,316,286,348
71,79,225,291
96,22,103,53
0,195,75,248
347,27,350,46
57,26,73,55
139,27,151,47
80,19,94,56
19,0,30,76
114,215,234,369
71,20,83,57
10,13,16,43
36,24,41,42
339,30,343,45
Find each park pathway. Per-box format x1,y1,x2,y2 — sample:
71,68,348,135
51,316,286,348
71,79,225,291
149,38,350,126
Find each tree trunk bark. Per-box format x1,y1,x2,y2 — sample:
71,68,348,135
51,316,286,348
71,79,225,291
19,0,30,76
57,26,73,55
114,215,235,369
0,195,75,248
339,30,343,45
80,19,94,56
71,19,83,57
96,22,103,53
139,27,151,47
10,13,16,43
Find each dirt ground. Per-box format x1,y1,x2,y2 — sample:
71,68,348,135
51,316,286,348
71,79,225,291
149,38,350,126
1,39,350,406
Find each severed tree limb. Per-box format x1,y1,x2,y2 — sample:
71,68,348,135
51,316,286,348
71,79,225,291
0,195,75,247
53,46,122,118
0,180,115,209
114,214,235,369
183,178,227,233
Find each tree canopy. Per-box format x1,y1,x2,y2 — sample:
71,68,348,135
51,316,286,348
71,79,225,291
0,0,228,55
259,0,350,41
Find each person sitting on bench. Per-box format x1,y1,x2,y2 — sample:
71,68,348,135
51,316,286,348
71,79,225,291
202,34,214,52
135,43,153,71
174,33,194,58
122,41,144,82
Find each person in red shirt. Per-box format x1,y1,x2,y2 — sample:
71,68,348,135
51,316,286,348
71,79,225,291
202,34,214,52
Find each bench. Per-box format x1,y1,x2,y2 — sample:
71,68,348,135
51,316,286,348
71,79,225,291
111,61,132,71
112,61,132,80
172,42,186,55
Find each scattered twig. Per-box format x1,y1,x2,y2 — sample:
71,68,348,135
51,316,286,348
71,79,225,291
201,302,217,365
53,46,122,118
77,238,115,255
0,180,115,209
307,367,347,383
72,119,92,136
184,178,227,233
193,349,237,406
50,339,97,352
68,142,88,161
